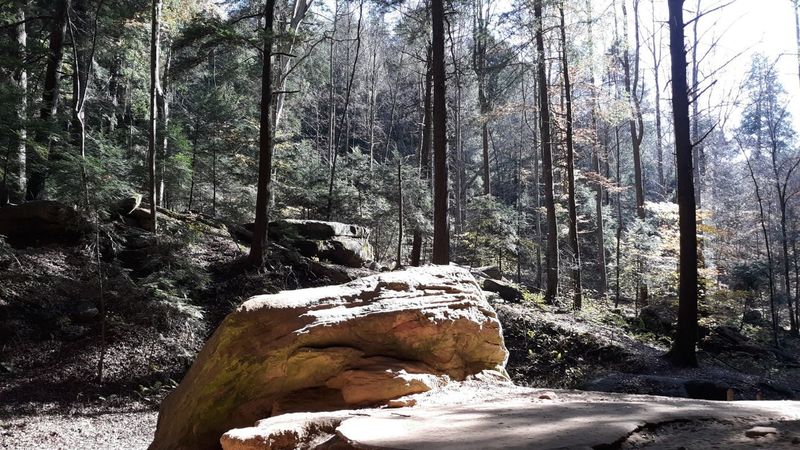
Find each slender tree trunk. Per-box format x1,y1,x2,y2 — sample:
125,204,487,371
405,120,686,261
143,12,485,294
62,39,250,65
187,126,199,212
585,0,607,296
411,45,433,267
248,0,277,266
778,197,798,334
367,42,377,172
27,0,70,200
157,45,171,207
535,0,558,302
396,157,404,269
650,0,665,196
559,4,582,309
69,0,98,206
148,0,162,233
666,0,699,367
13,3,27,202
740,142,779,347
473,0,491,196
615,126,623,308
621,0,645,220
326,0,363,220
431,0,449,265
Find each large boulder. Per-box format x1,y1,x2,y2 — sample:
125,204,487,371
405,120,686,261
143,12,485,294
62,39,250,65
482,278,523,303
149,266,508,450
0,200,89,246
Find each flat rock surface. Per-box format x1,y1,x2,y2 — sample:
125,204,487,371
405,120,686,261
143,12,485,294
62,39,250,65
223,381,800,450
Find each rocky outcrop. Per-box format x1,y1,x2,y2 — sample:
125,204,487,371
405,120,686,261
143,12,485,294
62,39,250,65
149,266,508,450
0,201,90,246
231,219,374,268
482,278,523,303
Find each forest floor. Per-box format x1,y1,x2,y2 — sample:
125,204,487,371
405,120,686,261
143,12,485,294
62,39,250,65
2,213,799,449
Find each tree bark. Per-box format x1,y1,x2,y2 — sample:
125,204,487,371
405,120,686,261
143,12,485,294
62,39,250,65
248,0,277,266
535,0,558,302
431,0,449,265
27,0,70,200
326,0,363,220
621,0,645,220
13,3,27,202
560,4,582,309
411,45,433,267
666,0,699,367
148,0,162,233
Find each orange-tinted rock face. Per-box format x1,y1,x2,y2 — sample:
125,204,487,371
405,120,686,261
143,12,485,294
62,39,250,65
149,266,508,450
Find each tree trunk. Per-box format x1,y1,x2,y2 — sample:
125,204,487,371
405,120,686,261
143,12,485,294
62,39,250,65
649,0,665,196
69,0,95,206
248,0,277,267
560,4,582,309
621,0,645,220
666,0,699,367
535,0,558,302
473,0,491,196
157,45,171,207
411,45,433,267
396,157,404,269
13,3,27,202
326,0,363,220
431,0,449,265
148,0,162,233
27,0,70,200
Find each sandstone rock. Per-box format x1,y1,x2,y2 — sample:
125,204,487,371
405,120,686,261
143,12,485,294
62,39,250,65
234,220,374,268
742,309,765,325
269,220,369,240
482,278,523,303
114,194,143,216
472,265,502,280
0,201,89,246
150,266,508,450
745,426,778,438
639,304,674,334
307,260,374,284
221,382,800,450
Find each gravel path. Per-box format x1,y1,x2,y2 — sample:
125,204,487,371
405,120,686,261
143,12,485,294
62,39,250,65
1,406,156,450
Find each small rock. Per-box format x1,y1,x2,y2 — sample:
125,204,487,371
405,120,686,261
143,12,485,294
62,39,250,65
537,392,557,400
745,426,778,438
387,399,417,408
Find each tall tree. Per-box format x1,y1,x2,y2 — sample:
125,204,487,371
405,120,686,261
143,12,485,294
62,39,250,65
620,0,645,219
27,0,70,200
431,0,449,265
249,0,277,267
535,0,558,302
411,44,432,267
559,3,581,309
148,0,162,232
666,0,699,367
473,0,491,195
11,1,27,203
